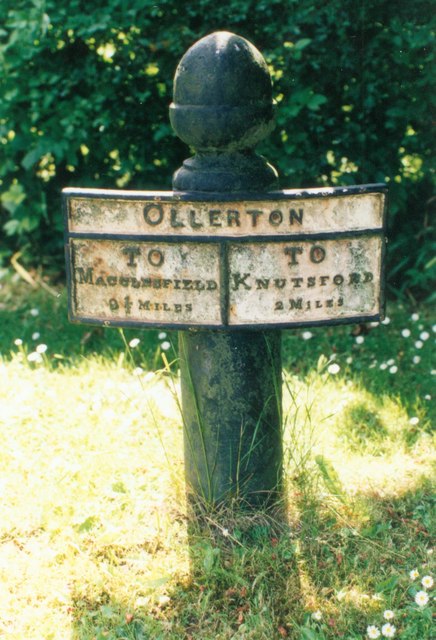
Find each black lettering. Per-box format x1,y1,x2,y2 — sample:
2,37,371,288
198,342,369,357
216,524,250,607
174,304,182,313
275,301,284,310
310,245,326,264
316,300,322,308
256,278,270,289
209,210,222,227
274,278,286,289
122,246,140,267
194,280,205,290
306,300,311,309
183,280,193,290
246,209,263,227
163,303,170,311
119,277,130,287
289,298,303,310
162,279,172,288
231,272,252,290
95,276,107,286
153,303,160,310
326,299,333,307
227,209,240,227
333,274,344,285
138,300,151,310
124,296,132,314
152,279,161,288
291,277,303,288
290,208,304,225
107,276,117,286
76,267,93,285
109,298,119,311
207,280,218,290
174,280,182,290
307,276,316,287
284,246,303,266
269,209,283,226
185,304,192,312
338,297,344,306
349,272,360,284
190,209,203,228
363,272,373,283
148,249,164,267
144,203,164,226
131,278,140,288
320,276,329,286
170,208,185,228
141,278,151,288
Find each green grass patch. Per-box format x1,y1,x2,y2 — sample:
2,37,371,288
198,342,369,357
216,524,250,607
0,270,434,639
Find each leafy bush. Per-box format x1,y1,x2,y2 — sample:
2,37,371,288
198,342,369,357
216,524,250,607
0,0,434,298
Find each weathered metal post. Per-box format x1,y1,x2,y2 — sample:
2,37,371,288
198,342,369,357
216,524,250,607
63,31,387,520
169,32,283,507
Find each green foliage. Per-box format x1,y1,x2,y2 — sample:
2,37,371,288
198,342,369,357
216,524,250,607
0,0,434,297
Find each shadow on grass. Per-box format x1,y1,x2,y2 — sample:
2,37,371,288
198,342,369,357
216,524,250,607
69,503,303,640
69,477,434,640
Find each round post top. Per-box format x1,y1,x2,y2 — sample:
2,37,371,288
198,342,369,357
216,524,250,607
170,31,275,152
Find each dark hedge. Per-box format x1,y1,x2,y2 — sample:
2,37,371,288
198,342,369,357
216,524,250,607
0,0,434,299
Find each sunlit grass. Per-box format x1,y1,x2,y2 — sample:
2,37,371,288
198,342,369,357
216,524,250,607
0,271,434,639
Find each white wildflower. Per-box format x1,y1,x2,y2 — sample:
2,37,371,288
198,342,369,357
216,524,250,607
27,351,42,363
381,622,396,637
129,338,140,348
422,575,434,589
415,590,429,606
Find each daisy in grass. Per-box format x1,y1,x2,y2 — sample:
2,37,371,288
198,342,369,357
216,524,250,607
415,590,429,607
381,622,396,638
421,575,433,589
383,610,394,620
409,568,419,580
367,625,380,639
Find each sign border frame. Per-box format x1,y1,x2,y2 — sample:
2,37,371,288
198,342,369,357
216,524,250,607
63,183,387,330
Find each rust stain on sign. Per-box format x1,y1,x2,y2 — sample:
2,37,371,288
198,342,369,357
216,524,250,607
70,240,222,326
66,187,384,237
228,237,382,325
63,185,387,329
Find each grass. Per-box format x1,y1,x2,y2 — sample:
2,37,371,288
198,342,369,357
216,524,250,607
0,268,434,639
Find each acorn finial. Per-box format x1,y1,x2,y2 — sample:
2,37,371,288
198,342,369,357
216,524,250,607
170,32,278,192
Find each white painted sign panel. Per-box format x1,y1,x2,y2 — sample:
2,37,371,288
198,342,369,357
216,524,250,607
63,184,387,329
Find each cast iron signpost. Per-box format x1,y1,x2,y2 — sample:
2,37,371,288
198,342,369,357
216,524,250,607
63,32,387,508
